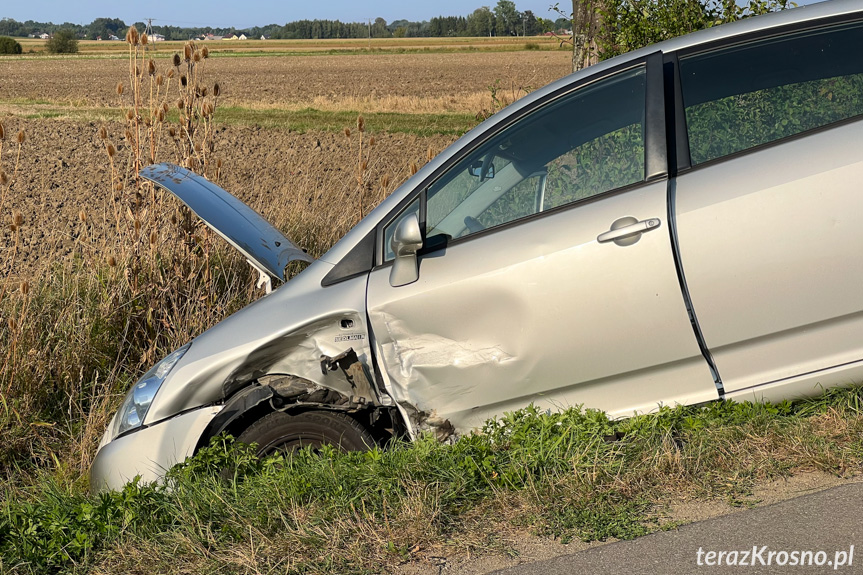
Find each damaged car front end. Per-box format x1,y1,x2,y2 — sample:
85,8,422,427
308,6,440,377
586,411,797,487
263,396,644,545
91,165,404,491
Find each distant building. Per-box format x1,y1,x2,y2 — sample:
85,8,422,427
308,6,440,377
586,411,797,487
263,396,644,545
151,33,166,42
108,34,120,41
39,33,50,39
238,33,247,40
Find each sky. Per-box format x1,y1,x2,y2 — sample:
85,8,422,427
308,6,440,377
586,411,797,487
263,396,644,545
0,1,572,29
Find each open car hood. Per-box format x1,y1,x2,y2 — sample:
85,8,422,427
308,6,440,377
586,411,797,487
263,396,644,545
140,163,313,284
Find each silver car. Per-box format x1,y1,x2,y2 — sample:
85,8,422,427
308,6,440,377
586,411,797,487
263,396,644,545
91,0,863,491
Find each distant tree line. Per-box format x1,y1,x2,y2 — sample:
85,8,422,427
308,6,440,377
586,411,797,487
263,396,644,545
0,0,567,41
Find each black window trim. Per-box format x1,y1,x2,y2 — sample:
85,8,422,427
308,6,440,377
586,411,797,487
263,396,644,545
662,52,691,175
677,12,863,61
670,13,863,175
373,51,667,270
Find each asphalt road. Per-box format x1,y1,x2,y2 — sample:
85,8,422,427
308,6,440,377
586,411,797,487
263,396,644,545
492,482,863,574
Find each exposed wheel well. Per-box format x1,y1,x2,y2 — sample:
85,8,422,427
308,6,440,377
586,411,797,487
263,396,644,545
194,380,406,453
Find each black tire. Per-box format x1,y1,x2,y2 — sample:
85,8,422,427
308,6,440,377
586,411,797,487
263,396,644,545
237,410,375,456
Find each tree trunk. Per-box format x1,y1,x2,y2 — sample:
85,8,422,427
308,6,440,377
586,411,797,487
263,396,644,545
571,0,599,72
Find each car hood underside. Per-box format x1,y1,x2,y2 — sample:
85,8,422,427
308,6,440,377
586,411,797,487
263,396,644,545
139,163,313,283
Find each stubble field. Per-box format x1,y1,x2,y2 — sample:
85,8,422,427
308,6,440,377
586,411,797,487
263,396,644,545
0,50,570,111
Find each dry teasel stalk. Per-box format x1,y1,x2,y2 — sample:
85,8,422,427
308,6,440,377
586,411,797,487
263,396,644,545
167,68,175,79
184,43,192,61
156,74,164,87
213,83,221,97
126,25,139,45
369,136,376,147
180,75,188,88
0,171,8,186
19,281,29,296
8,317,16,331
79,209,88,223
98,126,108,140
126,109,135,121
201,46,209,58
193,50,201,63
344,127,351,138
116,82,124,95
149,230,158,246
106,144,116,158
0,121,4,140
147,59,156,76
107,255,117,267
173,53,181,67
16,130,25,144
12,210,23,226
357,115,365,132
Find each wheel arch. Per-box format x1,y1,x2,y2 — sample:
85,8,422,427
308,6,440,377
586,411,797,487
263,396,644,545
194,376,407,453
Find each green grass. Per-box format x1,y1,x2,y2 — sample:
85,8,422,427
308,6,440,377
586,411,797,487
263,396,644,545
216,106,476,135
0,100,478,136
2,389,862,574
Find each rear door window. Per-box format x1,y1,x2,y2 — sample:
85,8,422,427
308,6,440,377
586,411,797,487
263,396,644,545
680,21,863,165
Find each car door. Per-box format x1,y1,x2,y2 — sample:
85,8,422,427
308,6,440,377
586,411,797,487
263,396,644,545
672,19,863,397
365,55,718,434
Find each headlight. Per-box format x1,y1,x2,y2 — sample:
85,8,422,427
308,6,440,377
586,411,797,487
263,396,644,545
111,344,190,440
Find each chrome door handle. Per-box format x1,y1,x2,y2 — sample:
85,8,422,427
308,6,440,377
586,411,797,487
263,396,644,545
597,217,661,243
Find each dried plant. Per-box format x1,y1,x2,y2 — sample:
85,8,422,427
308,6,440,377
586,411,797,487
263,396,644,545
0,121,25,302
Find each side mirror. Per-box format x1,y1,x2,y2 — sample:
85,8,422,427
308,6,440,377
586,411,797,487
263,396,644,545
389,213,423,287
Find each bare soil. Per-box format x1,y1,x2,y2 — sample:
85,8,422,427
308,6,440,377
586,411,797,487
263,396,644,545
0,117,457,278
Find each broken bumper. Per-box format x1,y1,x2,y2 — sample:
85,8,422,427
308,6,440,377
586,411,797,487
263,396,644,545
90,405,223,492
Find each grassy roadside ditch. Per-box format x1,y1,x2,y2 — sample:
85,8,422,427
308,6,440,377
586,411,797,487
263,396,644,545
2,388,862,574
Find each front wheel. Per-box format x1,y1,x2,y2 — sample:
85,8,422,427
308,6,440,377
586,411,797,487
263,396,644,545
237,410,375,456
